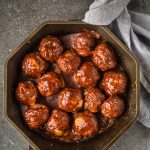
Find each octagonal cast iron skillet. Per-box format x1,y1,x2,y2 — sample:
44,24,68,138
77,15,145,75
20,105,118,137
4,21,140,150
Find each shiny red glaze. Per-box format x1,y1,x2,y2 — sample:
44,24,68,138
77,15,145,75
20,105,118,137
73,111,98,137
93,42,117,71
24,104,49,129
58,88,83,112
18,30,129,143
22,52,48,77
73,62,100,88
72,31,100,57
101,96,125,118
84,88,105,113
101,71,127,95
16,81,38,106
56,49,81,73
46,109,70,137
39,35,63,61
38,72,63,96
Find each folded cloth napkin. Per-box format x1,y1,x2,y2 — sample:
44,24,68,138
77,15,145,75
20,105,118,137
83,0,150,128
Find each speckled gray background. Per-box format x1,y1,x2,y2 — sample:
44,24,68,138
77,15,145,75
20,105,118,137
0,0,150,150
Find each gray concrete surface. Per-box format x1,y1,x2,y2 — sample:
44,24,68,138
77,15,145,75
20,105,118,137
0,0,150,150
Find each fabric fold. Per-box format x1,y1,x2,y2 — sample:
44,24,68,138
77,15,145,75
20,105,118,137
83,0,150,128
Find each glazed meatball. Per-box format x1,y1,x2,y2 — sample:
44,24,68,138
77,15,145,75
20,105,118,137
101,96,125,118
101,71,127,95
93,42,117,71
39,35,63,61
46,109,70,137
22,52,48,77
72,31,100,57
38,72,63,96
16,81,38,106
56,49,81,73
24,104,49,129
73,111,98,137
73,62,100,88
84,88,105,113
58,88,83,112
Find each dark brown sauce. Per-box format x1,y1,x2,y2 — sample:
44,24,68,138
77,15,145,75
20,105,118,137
19,32,119,142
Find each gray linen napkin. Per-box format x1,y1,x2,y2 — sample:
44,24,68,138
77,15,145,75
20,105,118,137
83,0,150,128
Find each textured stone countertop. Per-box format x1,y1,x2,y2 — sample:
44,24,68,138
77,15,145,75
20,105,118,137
0,0,150,150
